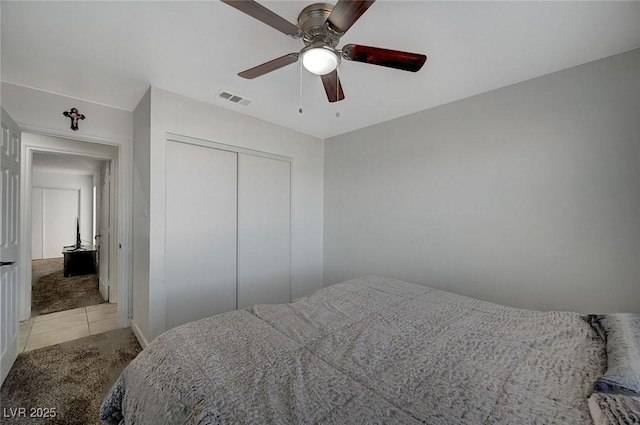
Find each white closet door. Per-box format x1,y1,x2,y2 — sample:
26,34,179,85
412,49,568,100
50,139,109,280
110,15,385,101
165,141,237,329
42,188,80,259
237,153,290,309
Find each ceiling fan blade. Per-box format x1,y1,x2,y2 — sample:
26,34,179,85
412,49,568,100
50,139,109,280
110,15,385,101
220,0,301,37
321,69,345,103
238,53,299,79
327,0,375,35
342,44,427,72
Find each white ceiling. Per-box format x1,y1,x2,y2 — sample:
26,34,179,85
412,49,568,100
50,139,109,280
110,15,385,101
33,152,104,176
2,1,640,139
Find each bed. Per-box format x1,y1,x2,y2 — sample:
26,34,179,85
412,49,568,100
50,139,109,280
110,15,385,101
101,276,639,424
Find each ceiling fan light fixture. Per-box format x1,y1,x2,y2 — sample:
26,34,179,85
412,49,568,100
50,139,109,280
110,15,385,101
301,46,339,76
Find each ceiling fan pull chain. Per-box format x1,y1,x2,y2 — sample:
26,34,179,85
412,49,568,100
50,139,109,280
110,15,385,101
336,74,340,118
299,60,304,114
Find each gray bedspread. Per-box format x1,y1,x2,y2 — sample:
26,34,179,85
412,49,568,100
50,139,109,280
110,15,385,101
101,276,606,424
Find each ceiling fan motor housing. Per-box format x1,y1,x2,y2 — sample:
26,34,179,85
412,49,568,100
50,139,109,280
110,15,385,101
298,3,340,48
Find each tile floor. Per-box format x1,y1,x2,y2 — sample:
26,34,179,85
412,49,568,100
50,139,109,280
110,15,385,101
19,303,119,352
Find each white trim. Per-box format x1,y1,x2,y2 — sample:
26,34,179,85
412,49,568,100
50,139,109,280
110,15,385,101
108,159,117,304
33,185,84,191
19,132,132,331
130,319,149,349
17,124,127,147
288,160,293,303
1,82,132,113
99,278,109,301
166,133,292,163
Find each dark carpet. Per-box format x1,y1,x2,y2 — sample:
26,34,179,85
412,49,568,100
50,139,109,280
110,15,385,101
0,328,142,425
32,258,105,316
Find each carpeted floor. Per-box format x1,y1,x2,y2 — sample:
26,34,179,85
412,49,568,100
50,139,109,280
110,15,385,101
0,328,142,425
32,258,105,316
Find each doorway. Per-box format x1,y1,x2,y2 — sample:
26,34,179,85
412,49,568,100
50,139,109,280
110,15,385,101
30,152,109,312
18,133,123,351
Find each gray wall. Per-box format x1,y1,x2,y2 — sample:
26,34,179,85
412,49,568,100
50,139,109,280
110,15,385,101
1,82,133,142
324,48,640,314
132,88,151,343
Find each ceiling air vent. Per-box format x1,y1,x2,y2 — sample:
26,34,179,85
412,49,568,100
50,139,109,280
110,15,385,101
218,90,252,106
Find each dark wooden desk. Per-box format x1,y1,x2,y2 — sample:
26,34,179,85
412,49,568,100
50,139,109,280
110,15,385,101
62,246,97,277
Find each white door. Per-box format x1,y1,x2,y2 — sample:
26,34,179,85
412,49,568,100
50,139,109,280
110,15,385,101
98,163,110,301
237,154,291,309
165,141,238,329
42,188,80,258
1,108,21,385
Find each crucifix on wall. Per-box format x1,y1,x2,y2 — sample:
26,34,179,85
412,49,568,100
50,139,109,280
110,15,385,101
63,107,85,131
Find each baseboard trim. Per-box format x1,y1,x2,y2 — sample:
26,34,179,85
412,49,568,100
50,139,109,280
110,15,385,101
130,319,149,349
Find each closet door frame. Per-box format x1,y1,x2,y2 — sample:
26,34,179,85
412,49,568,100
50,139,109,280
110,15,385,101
165,133,293,307
166,133,292,165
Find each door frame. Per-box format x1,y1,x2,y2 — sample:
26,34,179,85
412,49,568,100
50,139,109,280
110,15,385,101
19,129,131,329
97,161,112,301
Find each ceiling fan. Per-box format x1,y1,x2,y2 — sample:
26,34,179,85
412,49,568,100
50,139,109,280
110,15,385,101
221,0,427,103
